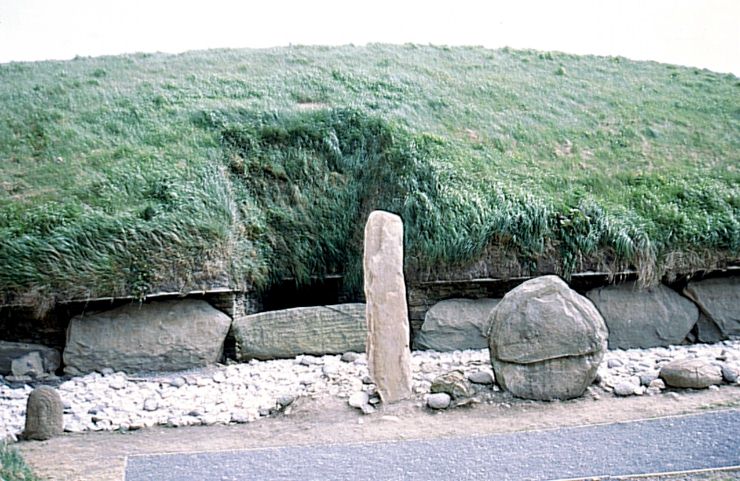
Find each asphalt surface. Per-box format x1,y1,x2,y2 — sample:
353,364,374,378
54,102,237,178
125,409,740,481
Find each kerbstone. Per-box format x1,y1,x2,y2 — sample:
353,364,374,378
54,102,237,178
232,304,366,360
684,277,740,340
413,298,499,351
586,282,698,349
64,299,231,374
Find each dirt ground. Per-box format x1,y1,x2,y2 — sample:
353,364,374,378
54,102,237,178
16,385,740,481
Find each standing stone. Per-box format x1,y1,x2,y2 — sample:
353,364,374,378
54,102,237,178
364,211,412,403
413,298,500,351
586,282,698,349
488,275,608,400
24,386,63,440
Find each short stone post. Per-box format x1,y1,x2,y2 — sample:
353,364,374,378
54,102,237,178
364,211,412,403
24,386,64,440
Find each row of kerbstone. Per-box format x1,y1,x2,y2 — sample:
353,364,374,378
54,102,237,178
414,276,739,352
58,300,367,376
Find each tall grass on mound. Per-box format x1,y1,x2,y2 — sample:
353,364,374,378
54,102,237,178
0,156,261,309
1,46,738,304
209,108,736,293
0,443,39,481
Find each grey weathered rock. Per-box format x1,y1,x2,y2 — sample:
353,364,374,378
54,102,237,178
413,298,500,351
720,364,738,383
24,386,63,440
638,371,659,386
614,381,637,397
488,275,607,400
341,352,360,363
430,371,475,399
64,299,231,374
232,304,366,360
649,378,666,390
0,341,60,376
364,211,412,403
143,398,158,412
586,282,698,349
683,277,740,340
426,392,451,409
348,391,370,409
659,358,723,388
467,371,494,385
11,352,44,378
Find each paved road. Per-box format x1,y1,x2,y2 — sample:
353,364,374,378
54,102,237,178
126,409,740,481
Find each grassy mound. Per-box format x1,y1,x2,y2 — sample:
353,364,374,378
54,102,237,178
0,45,738,305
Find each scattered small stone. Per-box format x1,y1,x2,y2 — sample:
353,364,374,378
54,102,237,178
361,375,374,385
431,371,474,399
613,382,635,397
322,365,339,377
720,364,738,383
169,377,186,388
360,404,376,415
143,398,158,411
426,393,451,410
708,385,720,391
467,371,494,385
212,371,226,383
607,359,623,368
638,372,659,386
341,352,360,363
0,339,738,442
348,392,370,409
298,355,321,366
109,375,127,390
277,395,296,408
101,368,115,376
649,379,666,390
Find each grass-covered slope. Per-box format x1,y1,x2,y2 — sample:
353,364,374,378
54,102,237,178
1,44,738,305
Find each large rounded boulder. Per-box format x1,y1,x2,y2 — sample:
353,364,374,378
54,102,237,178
487,275,607,400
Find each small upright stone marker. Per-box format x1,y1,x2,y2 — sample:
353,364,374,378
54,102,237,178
364,211,412,403
24,386,63,440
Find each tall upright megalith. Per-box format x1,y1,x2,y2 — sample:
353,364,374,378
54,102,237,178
364,211,412,403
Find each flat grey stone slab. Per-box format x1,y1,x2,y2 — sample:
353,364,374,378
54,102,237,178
126,409,740,481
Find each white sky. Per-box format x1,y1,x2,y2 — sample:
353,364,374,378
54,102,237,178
0,0,738,75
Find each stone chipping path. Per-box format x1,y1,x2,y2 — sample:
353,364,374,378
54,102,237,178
2,340,739,443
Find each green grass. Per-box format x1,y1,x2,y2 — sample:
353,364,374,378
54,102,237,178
0,44,738,306
0,443,39,481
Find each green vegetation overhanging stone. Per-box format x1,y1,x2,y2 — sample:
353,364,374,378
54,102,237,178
0,44,738,307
